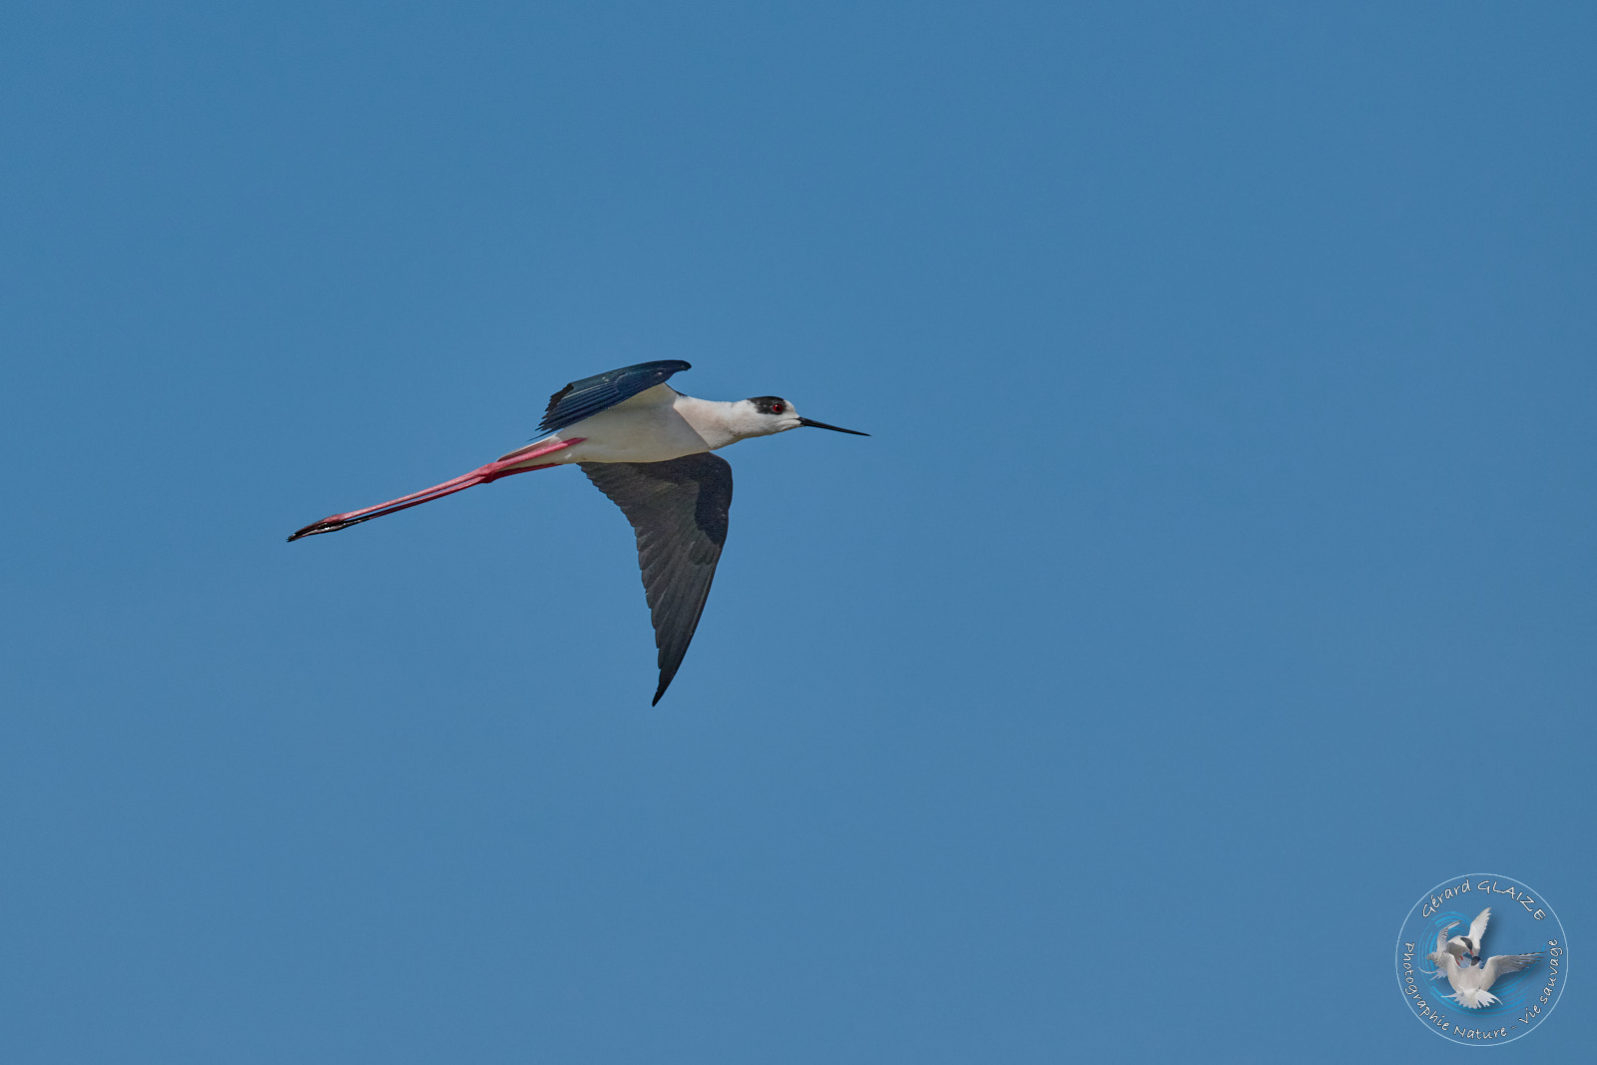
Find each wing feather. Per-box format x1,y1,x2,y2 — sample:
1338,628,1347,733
581,454,732,704
1467,908,1492,950
1482,953,1541,982
540,360,692,433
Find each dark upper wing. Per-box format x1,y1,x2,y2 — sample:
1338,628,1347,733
581,454,732,705
539,360,692,433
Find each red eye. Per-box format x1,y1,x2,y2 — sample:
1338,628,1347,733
771,402,785,414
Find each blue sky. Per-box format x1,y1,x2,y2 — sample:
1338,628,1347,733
2,2,1592,1061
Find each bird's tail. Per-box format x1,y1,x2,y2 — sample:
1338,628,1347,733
1450,989,1499,1009
287,437,582,542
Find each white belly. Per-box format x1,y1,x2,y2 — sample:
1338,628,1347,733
498,409,708,470
556,402,714,462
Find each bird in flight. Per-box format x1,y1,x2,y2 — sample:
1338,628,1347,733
289,360,867,703
1428,949,1541,1009
1427,908,1541,1009
1437,908,1493,968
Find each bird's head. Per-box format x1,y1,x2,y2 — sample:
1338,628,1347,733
730,396,870,441
1446,935,1479,966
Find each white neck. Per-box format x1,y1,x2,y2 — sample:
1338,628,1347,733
674,395,776,449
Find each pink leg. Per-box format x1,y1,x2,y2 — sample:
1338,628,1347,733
288,437,584,541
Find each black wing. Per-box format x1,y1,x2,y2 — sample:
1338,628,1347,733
539,360,692,434
581,454,732,705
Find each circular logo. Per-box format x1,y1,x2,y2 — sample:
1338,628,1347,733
1394,873,1567,1045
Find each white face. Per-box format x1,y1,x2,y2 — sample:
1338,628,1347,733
741,396,803,435
734,396,868,440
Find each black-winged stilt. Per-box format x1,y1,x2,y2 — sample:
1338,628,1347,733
289,361,867,703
